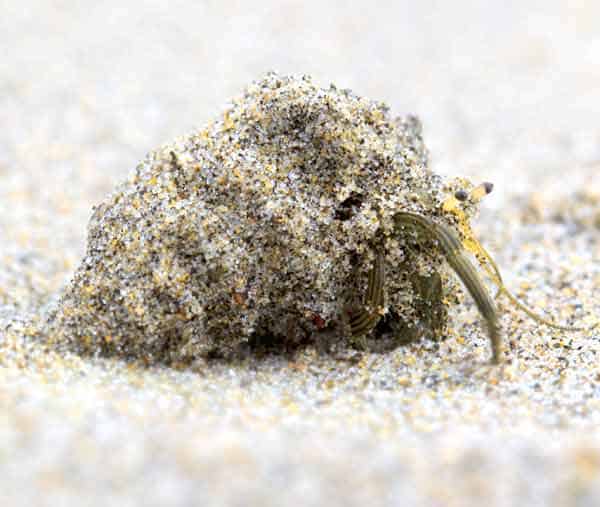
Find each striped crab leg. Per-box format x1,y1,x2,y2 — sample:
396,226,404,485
395,212,501,363
348,251,386,337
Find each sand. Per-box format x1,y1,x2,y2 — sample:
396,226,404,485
1,2,600,506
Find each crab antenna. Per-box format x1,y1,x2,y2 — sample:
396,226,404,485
395,212,501,363
472,239,597,332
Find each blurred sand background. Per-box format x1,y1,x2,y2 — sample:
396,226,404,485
1,1,600,506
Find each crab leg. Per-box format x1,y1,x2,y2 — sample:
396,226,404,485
349,251,385,336
395,212,501,363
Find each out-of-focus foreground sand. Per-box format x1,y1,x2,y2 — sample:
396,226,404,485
1,2,599,506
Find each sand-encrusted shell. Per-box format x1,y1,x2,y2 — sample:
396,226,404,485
47,73,480,363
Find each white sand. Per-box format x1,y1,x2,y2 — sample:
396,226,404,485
1,2,599,506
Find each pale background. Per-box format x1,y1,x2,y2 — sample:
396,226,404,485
1,2,600,506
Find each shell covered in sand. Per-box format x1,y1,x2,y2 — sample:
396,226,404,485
47,73,482,363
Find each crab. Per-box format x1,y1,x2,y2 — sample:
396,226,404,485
46,73,596,365
344,209,500,361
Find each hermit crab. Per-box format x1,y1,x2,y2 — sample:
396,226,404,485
46,72,596,364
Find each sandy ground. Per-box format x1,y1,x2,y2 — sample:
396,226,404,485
1,2,600,506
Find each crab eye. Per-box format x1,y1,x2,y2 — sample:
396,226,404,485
454,189,469,201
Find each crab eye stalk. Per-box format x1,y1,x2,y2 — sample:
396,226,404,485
470,181,494,202
394,212,501,363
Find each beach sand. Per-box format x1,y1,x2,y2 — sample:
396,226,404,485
1,2,599,506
